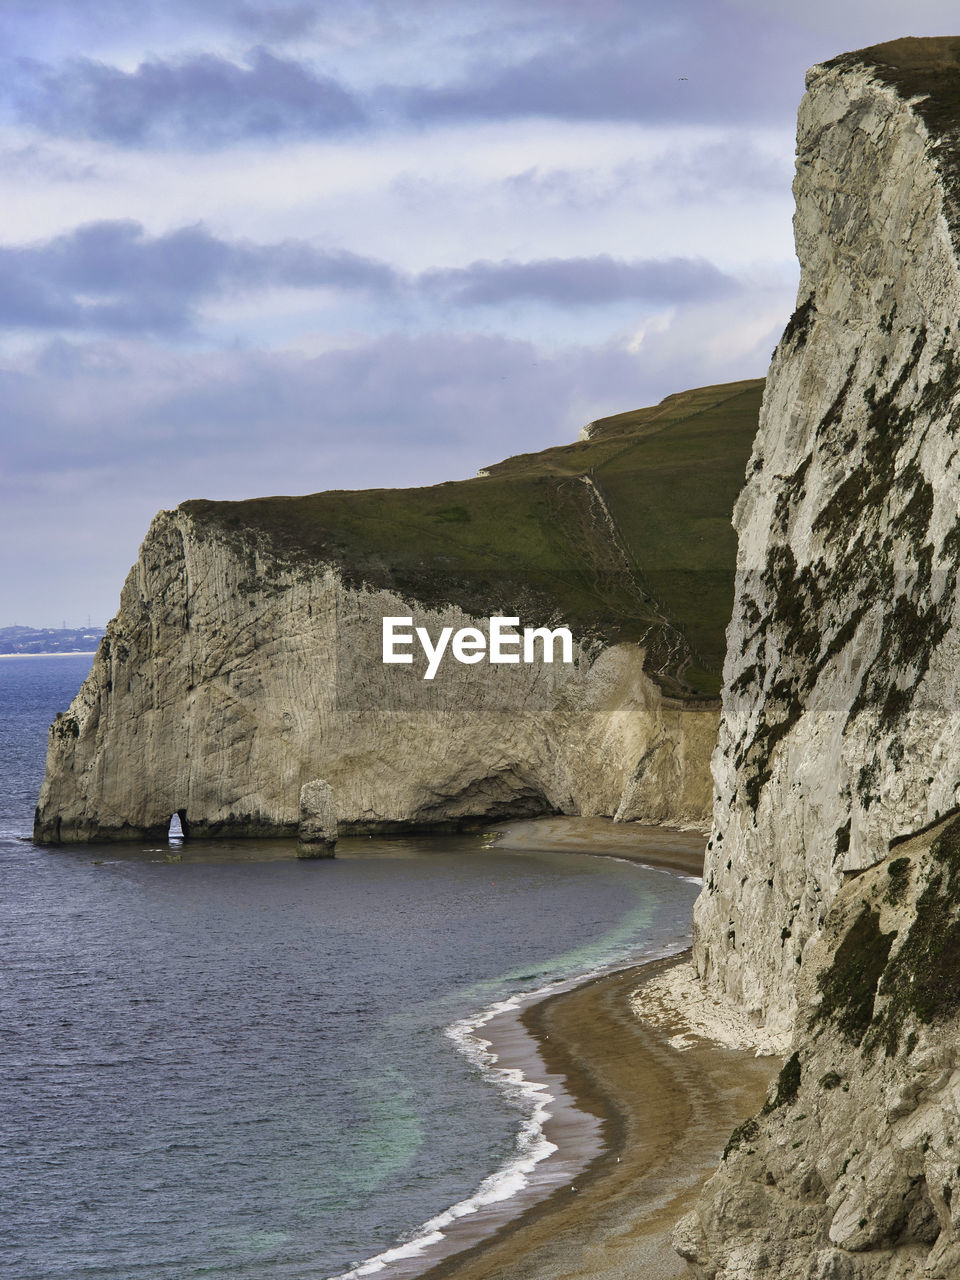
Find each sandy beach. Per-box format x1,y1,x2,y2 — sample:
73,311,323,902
488,816,709,877
415,819,779,1280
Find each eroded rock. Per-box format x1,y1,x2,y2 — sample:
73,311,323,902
297,779,337,856
688,36,960,1279
33,513,717,842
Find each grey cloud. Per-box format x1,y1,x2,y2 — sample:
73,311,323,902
648,139,794,201
0,220,400,333
0,143,102,183
3,333,644,479
17,47,366,147
0,221,742,333
399,4,814,127
6,299,788,486
233,3,320,38
502,142,793,213
2,289,792,624
421,255,741,307
7,1,828,146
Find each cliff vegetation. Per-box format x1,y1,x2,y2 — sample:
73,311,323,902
184,378,762,699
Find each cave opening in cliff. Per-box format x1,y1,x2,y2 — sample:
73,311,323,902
167,810,188,842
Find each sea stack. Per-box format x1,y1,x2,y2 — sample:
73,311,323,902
684,38,960,1278
297,779,338,856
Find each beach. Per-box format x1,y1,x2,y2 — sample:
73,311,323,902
489,816,710,870
416,819,780,1280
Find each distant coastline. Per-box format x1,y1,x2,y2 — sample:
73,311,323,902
0,625,104,657
0,651,98,658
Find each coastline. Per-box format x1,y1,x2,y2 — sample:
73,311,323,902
418,952,777,1280
347,819,777,1280
0,651,98,659
486,816,709,878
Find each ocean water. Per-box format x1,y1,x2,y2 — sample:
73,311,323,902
1,655,698,1280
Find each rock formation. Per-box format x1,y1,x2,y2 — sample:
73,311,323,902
695,36,960,1038
35,382,761,843
685,37,960,1278
681,818,960,1279
297,779,337,855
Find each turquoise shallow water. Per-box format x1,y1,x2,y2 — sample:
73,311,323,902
0,656,697,1280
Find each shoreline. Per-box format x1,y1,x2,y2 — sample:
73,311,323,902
340,818,776,1280
486,816,709,878
331,963,617,1280
418,819,776,1280
420,952,777,1280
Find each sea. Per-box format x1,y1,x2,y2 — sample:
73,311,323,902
0,654,699,1280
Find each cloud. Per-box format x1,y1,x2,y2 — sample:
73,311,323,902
1,333,642,484
422,255,741,307
646,138,795,200
0,142,102,183
232,3,320,38
16,47,367,147
501,140,793,216
1,287,791,625
0,220,747,333
0,220,400,333
5,302,784,484
726,0,960,41
6,1,829,148
398,7,810,128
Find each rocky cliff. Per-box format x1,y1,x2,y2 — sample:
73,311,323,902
35,381,761,843
694,36,960,1039
684,37,960,1278
681,817,960,1278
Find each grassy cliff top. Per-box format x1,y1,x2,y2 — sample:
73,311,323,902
184,377,764,699
826,36,960,120
824,37,960,231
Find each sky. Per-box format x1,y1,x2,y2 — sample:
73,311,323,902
2,0,959,627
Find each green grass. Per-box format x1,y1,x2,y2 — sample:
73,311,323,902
183,377,764,699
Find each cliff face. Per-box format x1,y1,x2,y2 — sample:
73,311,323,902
694,38,960,1040
684,37,960,1279
681,819,960,1279
36,506,717,841
35,376,762,842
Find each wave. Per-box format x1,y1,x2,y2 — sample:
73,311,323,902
326,849,699,1280
327,942,689,1280
325,980,567,1280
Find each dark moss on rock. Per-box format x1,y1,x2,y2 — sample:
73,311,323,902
763,1052,802,1112
870,819,960,1055
780,296,817,350
723,1116,760,1160
53,713,80,739
885,856,912,905
811,904,896,1046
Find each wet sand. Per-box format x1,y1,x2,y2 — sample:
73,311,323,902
488,817,708,878
416,819,777,1280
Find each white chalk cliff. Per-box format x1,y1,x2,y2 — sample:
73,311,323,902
34,506,717,842
684,37,960,1278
